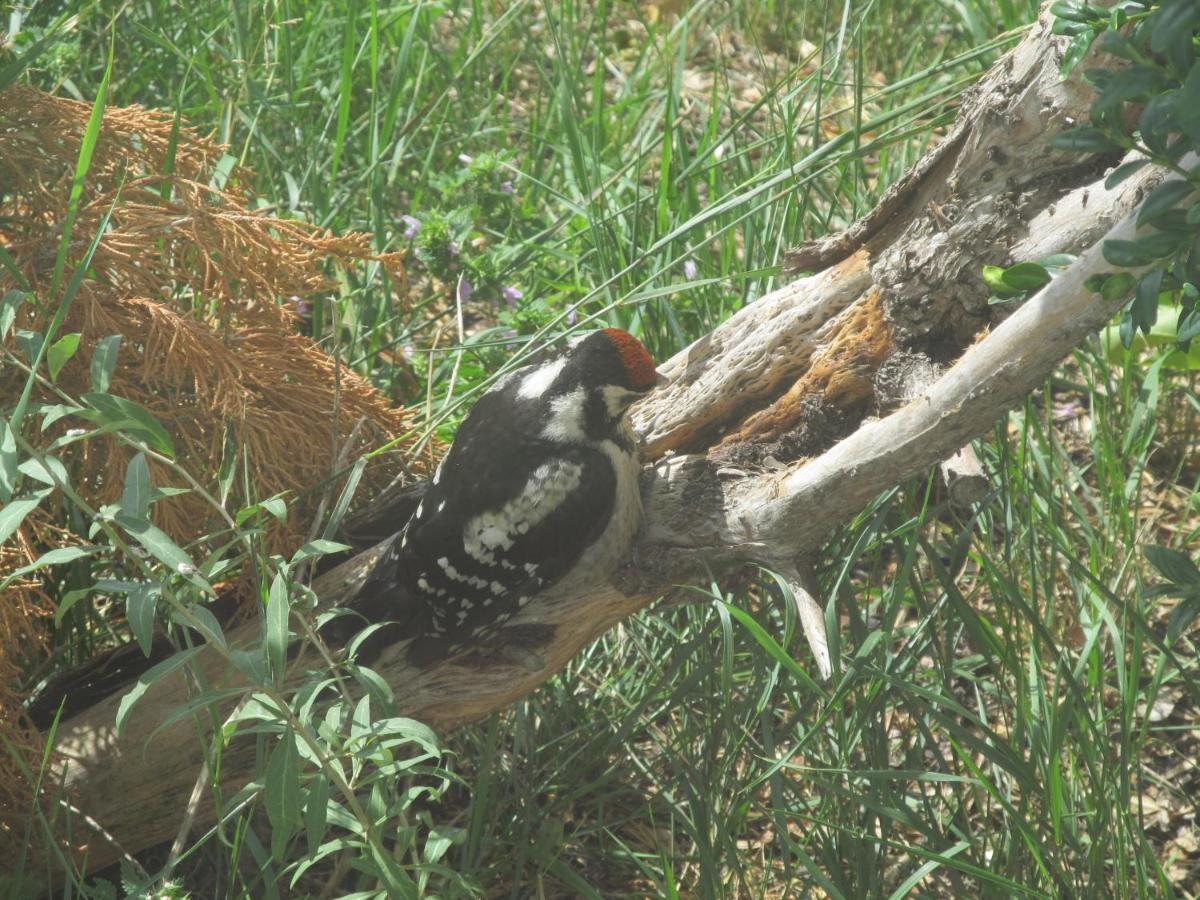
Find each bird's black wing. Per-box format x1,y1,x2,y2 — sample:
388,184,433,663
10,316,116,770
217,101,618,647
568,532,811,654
357,385,617,664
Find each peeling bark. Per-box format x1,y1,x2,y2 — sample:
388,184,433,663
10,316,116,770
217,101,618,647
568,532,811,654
39,1,1184,876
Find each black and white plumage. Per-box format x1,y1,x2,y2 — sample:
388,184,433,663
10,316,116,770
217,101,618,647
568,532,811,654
356,328,660,667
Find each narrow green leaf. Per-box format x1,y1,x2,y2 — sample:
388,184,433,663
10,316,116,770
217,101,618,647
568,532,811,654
18,454,69,487
260,495,288,522
1178,309,1200,343
266,572,291,682
1144,545,1200,589
90,335,122,392
322,457,367,540
1105,158,1150,190
115,647,203,736
176,603,226,648
0,290,25,341
1136,180,1195,228
1151,0,1200,55
0,417,15,503
126,585,159,656
0,545,94,592
121,452,152,520
0,492,49,547
79,392,175,457
265,729,303,833
1133,269,1164,334
305,776,331,859
1052,126,1121,153
291,540,352,564
114,513,202,583
1178,62,1200,144
46,333,81,382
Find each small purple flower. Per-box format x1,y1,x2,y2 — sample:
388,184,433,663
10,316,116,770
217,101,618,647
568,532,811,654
401,215,421,239
289,295,312,316
448,241,460,258
566,308,577,326
458,153,473,165
500,180,515,194
502,286,523,307
501,328,518,345
683,258,698,280
457,278,473,304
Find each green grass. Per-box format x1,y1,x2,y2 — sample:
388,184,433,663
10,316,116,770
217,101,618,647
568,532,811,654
10,0,1200,896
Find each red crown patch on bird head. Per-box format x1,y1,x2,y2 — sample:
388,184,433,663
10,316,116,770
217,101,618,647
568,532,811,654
602,328,659,392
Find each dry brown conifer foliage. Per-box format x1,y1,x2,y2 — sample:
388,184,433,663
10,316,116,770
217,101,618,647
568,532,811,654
0,84,426,842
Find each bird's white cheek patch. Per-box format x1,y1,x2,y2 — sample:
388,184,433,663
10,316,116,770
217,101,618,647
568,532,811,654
600,385,639,419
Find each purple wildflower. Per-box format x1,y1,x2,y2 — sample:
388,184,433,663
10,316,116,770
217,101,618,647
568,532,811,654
683,258,698,280
500,180,515,194
502,286,523,307
457,278,473,304
448,240,460,258
566,308,577,326
458,153,473,165
289,295,312,316
401,215,421,239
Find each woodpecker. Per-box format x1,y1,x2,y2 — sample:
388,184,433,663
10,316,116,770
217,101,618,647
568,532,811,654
355,328,660,667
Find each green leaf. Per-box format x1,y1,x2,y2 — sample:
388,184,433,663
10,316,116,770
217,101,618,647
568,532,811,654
0,417,16,502
0,290,26,341
266,572,291,682
90,335,123,393
0,545,95,592
1118,307,1136,349
1050,2,1106,24
1179,62,1200,145
999,262,1052,292
265,730,303,833
305,777,331,859
54,589,93,626
1138,93,1178,156
982,265,1010,293
79,392,175,457
1052,126,1122,153
121,452,152,520
1144,545,1200,589
261,495,288,522
1151,0,1200,56
291,540,352,564
115,647,203,736
114,513,202,583
1102,240,1152,267
1136,180,1195,228
18,454,69,488
126,585,159,656
16,330,45,362
1100,272,1135,301
46,333,81,382
39,403,84,432
1092,65,1166,116
1178,309,1200,343
1133,269,1164,334
176,603,226,649
0,492,49,547
1105,159,1151,192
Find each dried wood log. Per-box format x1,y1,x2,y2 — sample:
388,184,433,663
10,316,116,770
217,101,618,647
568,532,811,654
41,1,1184,875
